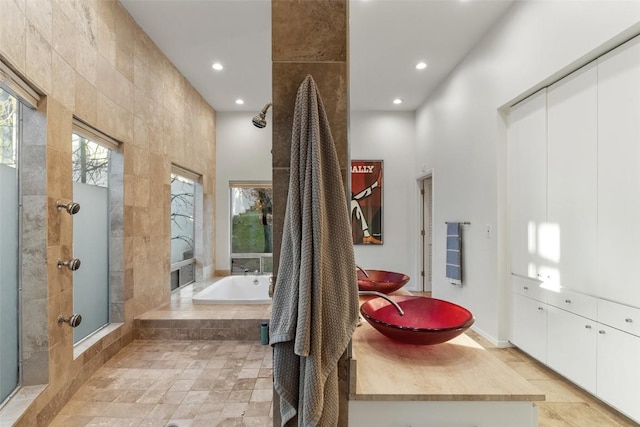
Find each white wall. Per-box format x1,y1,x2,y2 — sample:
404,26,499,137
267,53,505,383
215,112,272,273
416,1,640,345
350,111,418,289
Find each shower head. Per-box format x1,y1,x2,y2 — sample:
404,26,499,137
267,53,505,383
252,103,272,128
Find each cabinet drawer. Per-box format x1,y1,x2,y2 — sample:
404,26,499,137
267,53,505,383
598,299,640,337
547,288,597,320
512,275,546,302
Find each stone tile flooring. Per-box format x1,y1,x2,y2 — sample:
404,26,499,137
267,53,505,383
47,282,639,426
49,340,273,427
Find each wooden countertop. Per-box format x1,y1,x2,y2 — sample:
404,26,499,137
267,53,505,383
350,296,545,402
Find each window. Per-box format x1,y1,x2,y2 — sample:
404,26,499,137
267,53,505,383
171,170,196,289
230,183,272,274
72,134,109,186
71,133,112,344
0,89,17,166
0,86,20,404
0,67,48,403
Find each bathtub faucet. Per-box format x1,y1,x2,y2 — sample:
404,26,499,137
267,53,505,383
358,290,404,316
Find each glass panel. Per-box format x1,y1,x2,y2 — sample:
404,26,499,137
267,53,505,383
231,256,273,275
171,174,195,264
72,134,109,187
231,257,261,274
72,136,110,344
262,256,273,273
0,87,19,402
171,270,179,291
230,186,273,256
72,183,109,343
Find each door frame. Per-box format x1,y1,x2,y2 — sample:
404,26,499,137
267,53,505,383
416,171,433,292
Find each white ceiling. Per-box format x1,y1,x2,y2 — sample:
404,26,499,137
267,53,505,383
120,0,513,113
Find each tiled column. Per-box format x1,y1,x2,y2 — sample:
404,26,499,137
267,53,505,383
271,0,350,425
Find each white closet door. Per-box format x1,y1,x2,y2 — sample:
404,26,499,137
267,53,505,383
598,36,640,307
547,62,598,294
509,89,547,279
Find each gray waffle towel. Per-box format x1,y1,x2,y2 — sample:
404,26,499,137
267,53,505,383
270,75,359,426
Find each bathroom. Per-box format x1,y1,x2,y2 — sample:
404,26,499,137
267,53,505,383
2,0,640,426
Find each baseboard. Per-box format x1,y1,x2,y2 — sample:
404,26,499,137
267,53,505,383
470,325,513,348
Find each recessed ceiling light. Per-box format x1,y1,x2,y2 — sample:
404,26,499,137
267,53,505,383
212,62,223,71
393,98,403,105
235,99,244,105
415,62,427,70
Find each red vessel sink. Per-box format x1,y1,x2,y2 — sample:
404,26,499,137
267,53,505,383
357,269,410,294
360,295,475,345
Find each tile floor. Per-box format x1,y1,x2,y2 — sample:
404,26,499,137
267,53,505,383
47,282,639,427
49,340,273,427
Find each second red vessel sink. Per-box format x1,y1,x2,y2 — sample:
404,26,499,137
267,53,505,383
357,269,410,294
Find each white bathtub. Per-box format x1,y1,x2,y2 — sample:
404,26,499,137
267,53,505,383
192,275,272,304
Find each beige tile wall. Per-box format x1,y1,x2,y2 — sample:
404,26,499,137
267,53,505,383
0,0,216,425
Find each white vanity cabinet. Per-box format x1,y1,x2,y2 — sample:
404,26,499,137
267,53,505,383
596,323,640,422
546,305,596,394
511,276,547,363
596,299,640,422
508,89,547,280
546,61,598,294
597,35,640,307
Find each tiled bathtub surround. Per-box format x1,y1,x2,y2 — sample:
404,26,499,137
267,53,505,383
135,281,271,341
135,319,268,342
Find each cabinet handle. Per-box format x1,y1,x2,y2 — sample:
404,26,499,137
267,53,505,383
585,325,592,329
538,307,544,311
625,318,633,323
564,299,571,304
523,286,529,291
599,330,606,334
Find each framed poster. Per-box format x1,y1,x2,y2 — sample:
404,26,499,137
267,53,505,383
351,160,383,245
